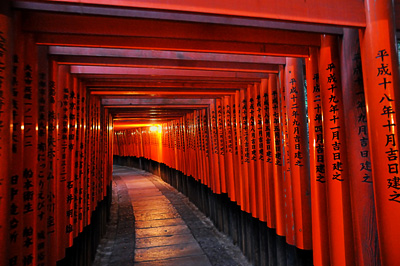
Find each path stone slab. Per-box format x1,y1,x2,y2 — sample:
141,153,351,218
134,254,211,266
134,242,204,262
136,233,197,248
135,218,185,229
136,224,191,238
134,211,181,221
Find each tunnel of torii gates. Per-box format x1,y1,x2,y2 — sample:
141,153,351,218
0,0,400,265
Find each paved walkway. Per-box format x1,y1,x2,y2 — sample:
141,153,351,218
93,165,251,266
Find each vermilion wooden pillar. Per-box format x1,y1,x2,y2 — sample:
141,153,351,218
359,0,400,264
9,12,24,266
47,59,58,266
247,85,257,217
319,35,355,266
269,74,285,236
285,58,312,249
240,88,250,213
0,1,12,264
37,45,49,266
279,66,295,246
254,84,266,221
202,108,210,188
232,91,243,206
56,64,69,261
23,33,39,266
305,47,330,266
261,79,276,228
341,28,380,266
224,96,235,201
216,98,227,193
209,101,221,193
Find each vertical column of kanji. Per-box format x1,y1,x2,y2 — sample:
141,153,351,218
87,95,94,224
77,81,85,234
206,106,214,191
56,65,69,260
210,100,221,193
162,125,167,166
359,1,400,264
279,67,295,246
240,88,250,212
101,108,106,196
269,74,285,236
90,96,96,213
167,123,172,168
46,60,58,266
231,91,242,206
175,118,183,171
185,114,190,177
261,79,275,228
95,97,101,206
189,113,194,178
254,84,266,221
83,88,90,229
0,1,12,264
305,47,330,266
188,113,192,177
166,123,171,168
285,58,312,249
342,29,380,266
36,46,49,266
194,111,200,180
319,35,355,265
98,98,103,201
247,86,258,217
188,114,193,179
216,98,227,194
173,121,178,171
202,109,210,187
224,96,235,201
65,75,77,245
194,111,201,181
181,116,187,175
74,78,81,237
22,33,39,266
109,113,113,180
9,13,23,266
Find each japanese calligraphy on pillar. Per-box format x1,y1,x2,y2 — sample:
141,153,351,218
242,95,250,163
46,78,56,264
217,102,225,156
272,91,281,166
376,49,400,203
225,102,233,154
60,88,69,183
37,71,47,266
23,57,38,266
326,62,344,181
313,73,325,183
9,54,22,266
263,90,272,163
289,77,303,167
256,93,264,162
353,52,372,183
66,82,77,236
249,96,256,162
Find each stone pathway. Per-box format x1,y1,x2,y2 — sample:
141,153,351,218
94,165,251,266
